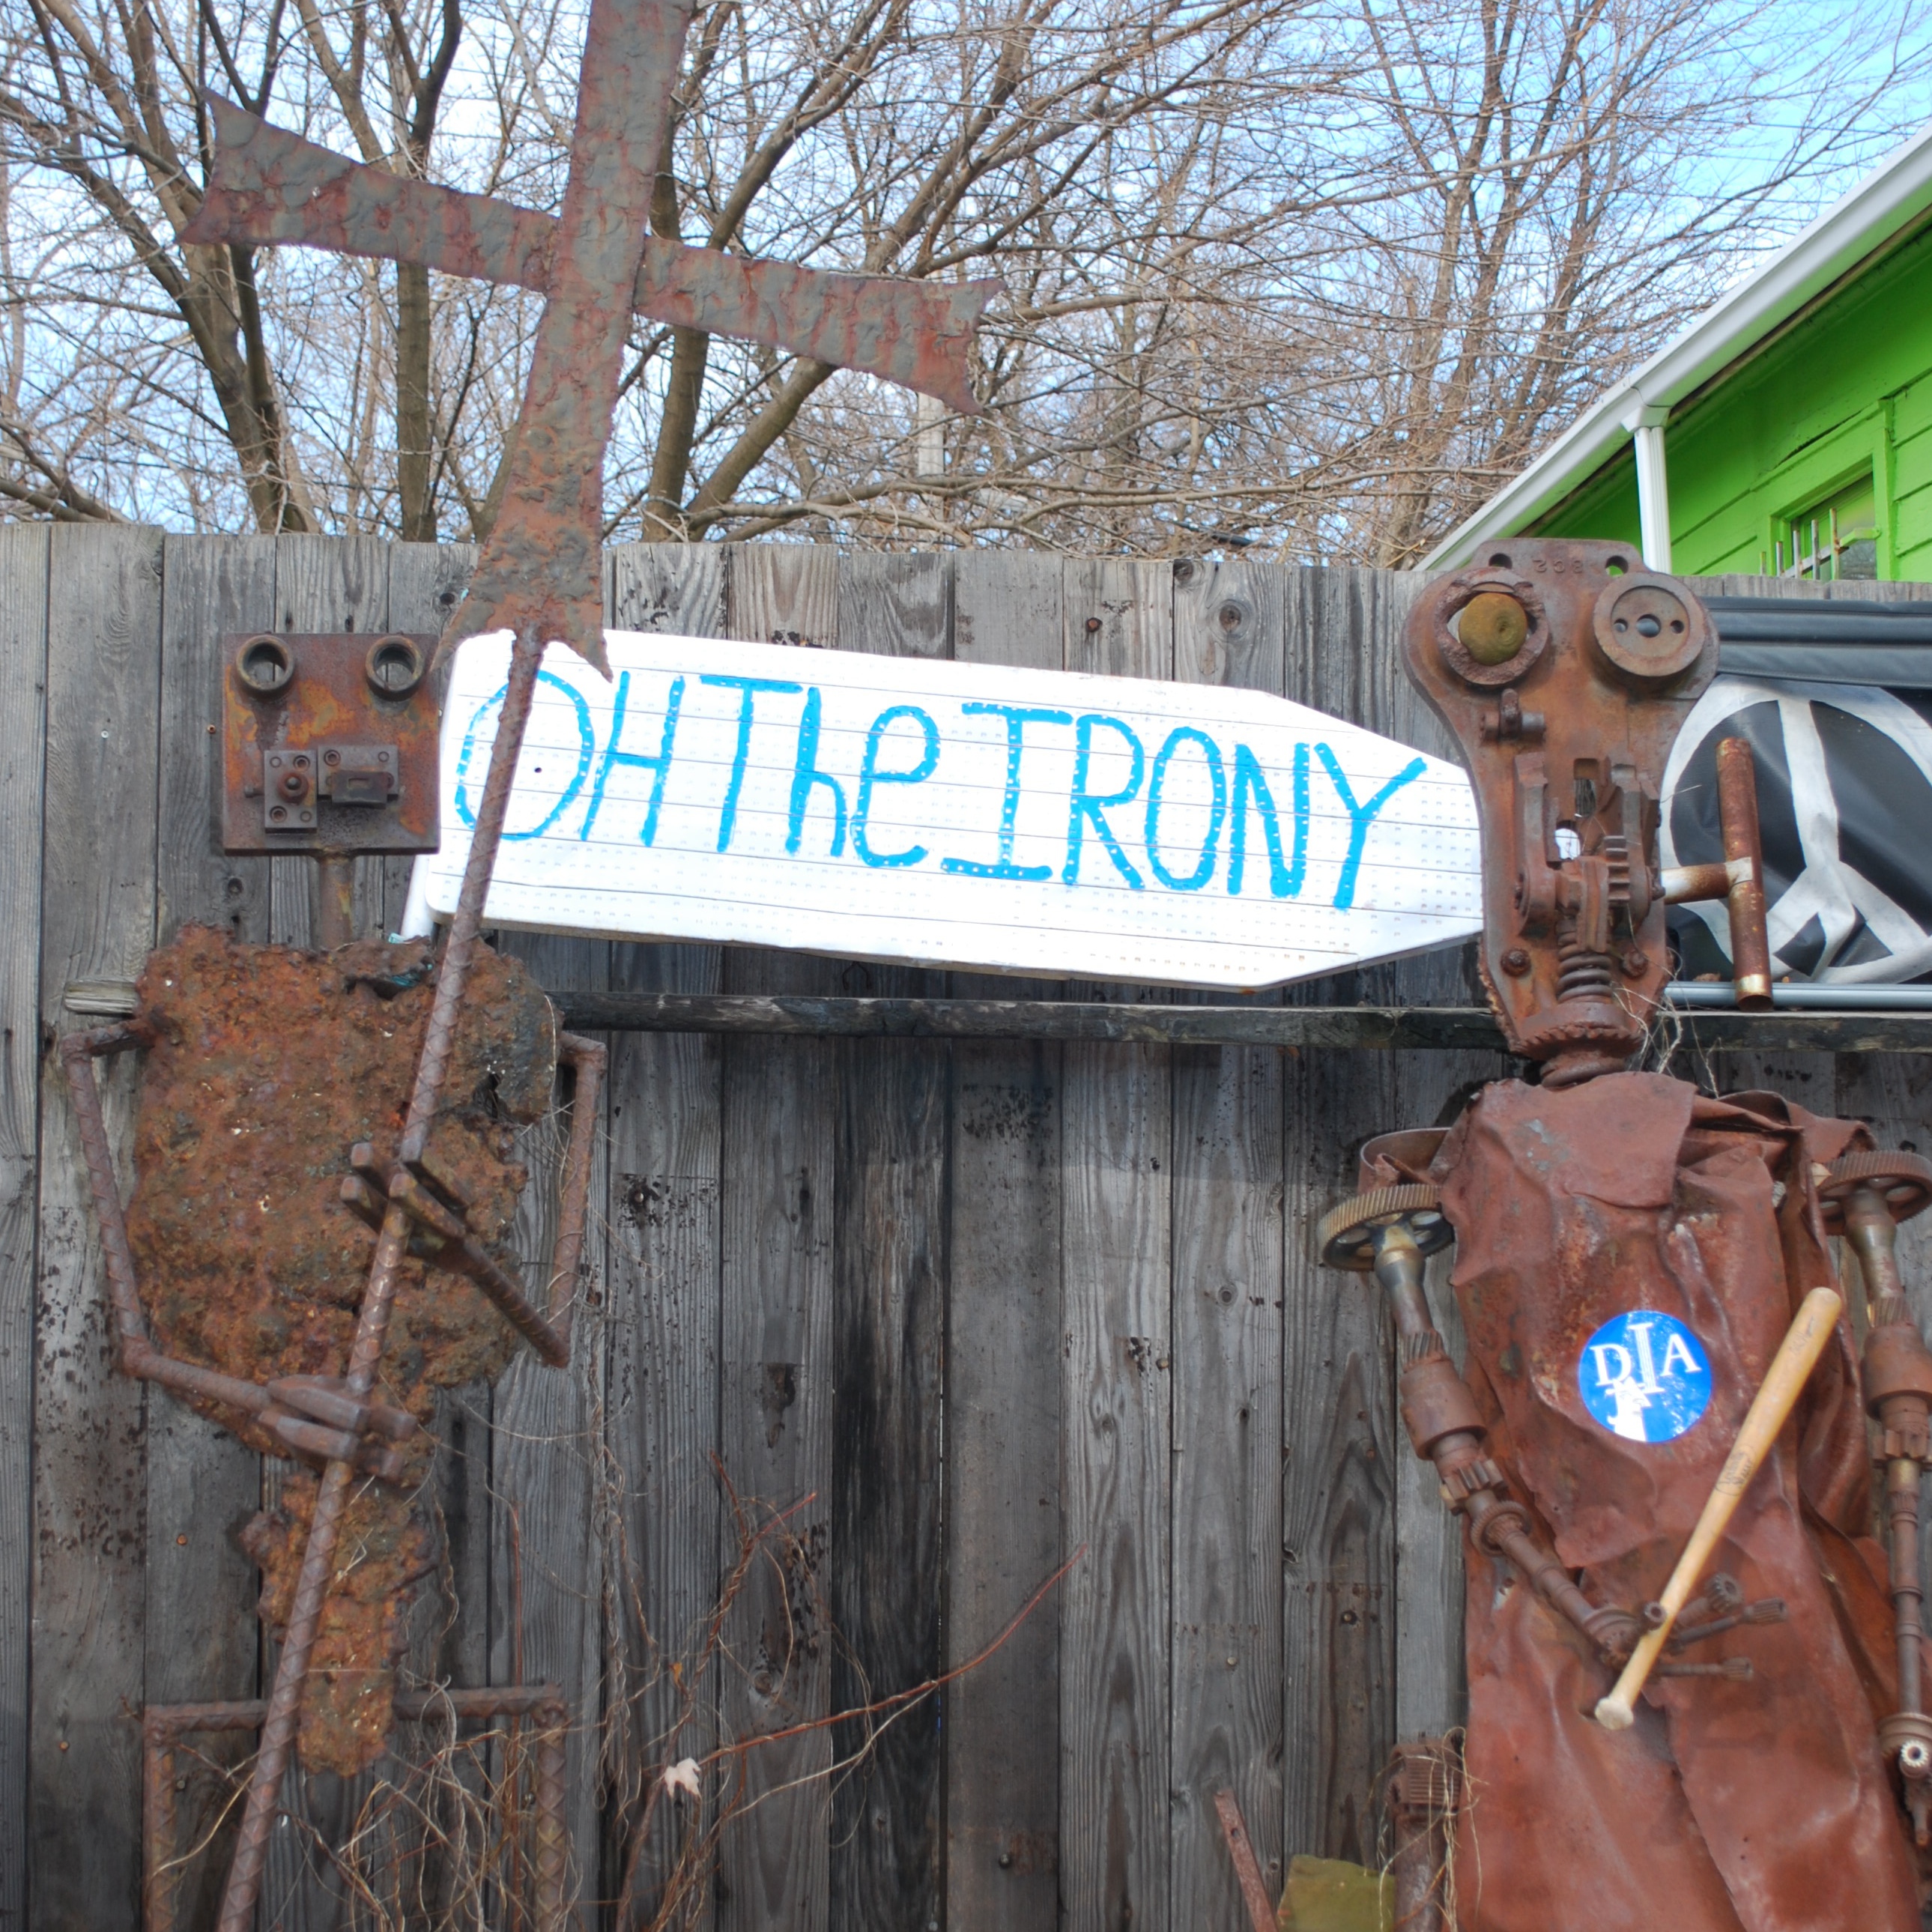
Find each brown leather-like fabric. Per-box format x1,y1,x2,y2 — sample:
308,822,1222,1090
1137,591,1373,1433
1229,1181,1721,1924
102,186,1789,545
1434,1073,1916,1932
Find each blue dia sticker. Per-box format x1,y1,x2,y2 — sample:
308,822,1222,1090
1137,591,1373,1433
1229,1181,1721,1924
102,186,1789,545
1577,1312,1713,1444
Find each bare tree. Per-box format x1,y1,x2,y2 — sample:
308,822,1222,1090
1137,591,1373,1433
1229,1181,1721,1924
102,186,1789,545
0,0,1926,559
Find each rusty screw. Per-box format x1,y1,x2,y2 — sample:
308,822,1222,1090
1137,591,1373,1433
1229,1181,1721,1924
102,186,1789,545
323,749,341,767
1502,947,1531,975
278,770,308,801
1621,947,1649,976
1461,592,1528,665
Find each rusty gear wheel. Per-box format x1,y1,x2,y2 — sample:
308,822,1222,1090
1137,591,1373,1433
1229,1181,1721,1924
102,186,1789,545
1317,1183,1454,1272
1816,1148,1932,1232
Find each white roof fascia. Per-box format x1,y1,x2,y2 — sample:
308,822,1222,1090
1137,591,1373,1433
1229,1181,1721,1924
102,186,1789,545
1417,118,1932,572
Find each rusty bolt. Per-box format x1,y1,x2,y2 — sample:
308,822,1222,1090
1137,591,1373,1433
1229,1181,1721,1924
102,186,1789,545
269,806,287,823
1085,616,1102,634
1461,592,1529,664
1503,947,1531,976
279,770,308,801
1621,947,1649,976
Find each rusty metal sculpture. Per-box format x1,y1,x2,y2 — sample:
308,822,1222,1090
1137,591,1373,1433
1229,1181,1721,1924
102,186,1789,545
1321,539,1932,1931
60,4,991,1922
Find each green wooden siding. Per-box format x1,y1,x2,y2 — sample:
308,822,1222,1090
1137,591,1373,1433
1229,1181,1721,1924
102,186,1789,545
1531,213,1932,581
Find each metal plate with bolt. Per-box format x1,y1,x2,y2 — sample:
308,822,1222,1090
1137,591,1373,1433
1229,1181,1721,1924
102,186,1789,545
222,630,440,856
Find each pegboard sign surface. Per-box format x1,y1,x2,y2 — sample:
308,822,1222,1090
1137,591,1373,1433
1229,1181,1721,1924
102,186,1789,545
408,631,1481,990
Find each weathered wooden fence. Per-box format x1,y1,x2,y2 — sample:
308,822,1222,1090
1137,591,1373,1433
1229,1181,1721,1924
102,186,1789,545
1,528,1927,1930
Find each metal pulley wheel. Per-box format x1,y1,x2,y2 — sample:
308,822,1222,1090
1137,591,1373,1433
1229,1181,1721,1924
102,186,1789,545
1317,1183,1455,1272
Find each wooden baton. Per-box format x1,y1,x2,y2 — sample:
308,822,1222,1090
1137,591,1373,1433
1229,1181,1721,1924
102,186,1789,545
1594,1285,1842,1730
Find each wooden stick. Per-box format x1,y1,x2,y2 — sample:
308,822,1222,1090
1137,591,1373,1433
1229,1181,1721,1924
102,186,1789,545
1595,1286,1842,1730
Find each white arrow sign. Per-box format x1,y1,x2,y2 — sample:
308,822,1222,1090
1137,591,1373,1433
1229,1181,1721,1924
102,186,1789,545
405,631,1481,990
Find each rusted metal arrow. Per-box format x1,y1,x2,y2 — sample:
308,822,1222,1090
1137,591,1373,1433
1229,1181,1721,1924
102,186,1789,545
179,2,993,1924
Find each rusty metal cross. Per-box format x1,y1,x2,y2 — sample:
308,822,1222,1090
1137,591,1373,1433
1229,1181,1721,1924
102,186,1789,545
185,11,994,673
175,5,995,1919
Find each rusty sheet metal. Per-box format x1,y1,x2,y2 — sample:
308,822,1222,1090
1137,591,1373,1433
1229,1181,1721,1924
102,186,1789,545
124,925,551,1771
187,93,997,419
1405,542,1717,1079
1432,1073,1922,1932
220,630,439,854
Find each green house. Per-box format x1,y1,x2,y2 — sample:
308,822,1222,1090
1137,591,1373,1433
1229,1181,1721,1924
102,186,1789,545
1423,123,1932,581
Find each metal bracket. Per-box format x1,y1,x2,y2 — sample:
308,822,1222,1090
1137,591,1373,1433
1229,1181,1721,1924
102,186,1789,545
222,632,438,855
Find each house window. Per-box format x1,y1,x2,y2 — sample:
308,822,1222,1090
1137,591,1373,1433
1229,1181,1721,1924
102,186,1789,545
1772,471,1879,581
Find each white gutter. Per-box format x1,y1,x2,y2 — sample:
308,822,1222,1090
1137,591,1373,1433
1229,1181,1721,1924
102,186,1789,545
1419,116,1932,572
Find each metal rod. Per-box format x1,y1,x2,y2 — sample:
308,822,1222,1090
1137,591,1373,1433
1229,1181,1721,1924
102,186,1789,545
1715,736,1772,1009
1668,983,1932,1010
1211,1788,1277,1932
217,632,546,1932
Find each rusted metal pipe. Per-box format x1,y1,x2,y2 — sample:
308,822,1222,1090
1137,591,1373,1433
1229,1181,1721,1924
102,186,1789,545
1715,736,1772,1009
216,632,545,1932
1211,1787,1277,1932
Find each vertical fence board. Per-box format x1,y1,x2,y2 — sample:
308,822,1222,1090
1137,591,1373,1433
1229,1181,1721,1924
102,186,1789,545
491,929,610,1909
1277,569,1402,1866
147,536,280,1924
715,545,841,1932
1059,557,1174,1932
827,553,951,1932
1168,556,1289,1919
0,524,47,1930
1280,1047,1397,1868
30,523,163,1925
1389,1050,1498,1745
943,550,1068,1930
603,542,729,1925
388,542,476,933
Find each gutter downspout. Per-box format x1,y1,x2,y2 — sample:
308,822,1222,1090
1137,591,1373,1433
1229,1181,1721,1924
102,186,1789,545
1621,401,1672,570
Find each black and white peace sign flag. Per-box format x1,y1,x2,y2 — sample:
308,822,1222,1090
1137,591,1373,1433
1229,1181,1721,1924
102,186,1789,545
1663,598,1932,987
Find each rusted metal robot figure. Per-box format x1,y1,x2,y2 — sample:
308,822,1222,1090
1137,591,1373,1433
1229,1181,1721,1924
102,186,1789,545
1320,540,1932,1931
59,1,994,1922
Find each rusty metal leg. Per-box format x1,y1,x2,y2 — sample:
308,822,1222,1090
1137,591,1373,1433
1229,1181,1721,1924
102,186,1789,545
1387,1737,1462,1932
143,1711,180,1932
534,1704,569,1931
217,631,547,1932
